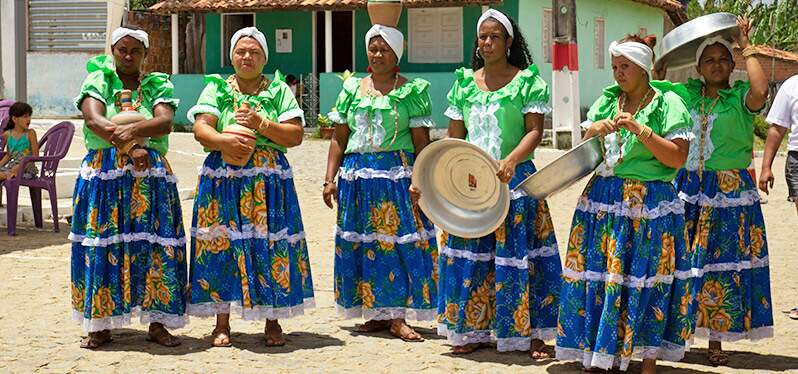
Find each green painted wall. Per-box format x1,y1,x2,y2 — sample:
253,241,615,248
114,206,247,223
517,0,664,108
172,73,276,126
205,11,313,75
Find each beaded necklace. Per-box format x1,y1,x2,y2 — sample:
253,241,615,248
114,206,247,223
697,86,721,180
363,74,400,150
608,87,654,165
226,74,270,113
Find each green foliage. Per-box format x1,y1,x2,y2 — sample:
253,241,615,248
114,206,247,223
686,0,798,52
130,0,160,10
753,114,769,140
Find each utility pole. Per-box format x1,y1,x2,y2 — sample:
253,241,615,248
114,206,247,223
13,0,27,101
551,0,580,149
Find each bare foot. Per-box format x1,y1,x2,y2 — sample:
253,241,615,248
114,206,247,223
146,323,181,347
355,319,391,333
80,330,112,349
529,338,551,360
211,326,232,347
707,341,728,366
451,343,490,354
389,319,424,342
264,319,286,347
641,358,657,374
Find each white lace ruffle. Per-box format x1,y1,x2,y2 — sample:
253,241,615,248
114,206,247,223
187,104,221,123
338,165,412,181
678,189,760,208
349,109,385,153
191,225,305,244
495,255,530,270
440,245,494,262
510,189,528,200
521,101,552,115
335,305,437,321
278,108,306,126
437,324,494,346
444,106,464,121
440,245,558,269
72,307,188,333
555,340,686,371
409,116,436,128
694,326,773,342
152,97,180,110
562,267,674,288
496,329,558,352
665,127,696,142
595,132,626,176
672,256,770,279
528,245,559,259
467,102,503,159
69,232,186,248
198,165,293,180
79,165,178,184
187,298,315,321
335,227,435,245
685,111,716,171
328,111,347,124
576,195,685,220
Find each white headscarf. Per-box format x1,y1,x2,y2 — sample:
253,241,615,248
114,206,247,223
609,40,654,80
111,27,149,49
229,27,269,64
477,9,514,38
365,24,404,62
695,36,735,65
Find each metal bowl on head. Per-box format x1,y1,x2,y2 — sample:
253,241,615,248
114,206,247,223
517,136,603,200
655,12,740,70
413,138,510,239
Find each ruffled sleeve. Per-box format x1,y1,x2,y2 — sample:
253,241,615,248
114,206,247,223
520,65,551,115
268,71,305,125
141,72,179,112
444,68,469,121
74,55,113,110
186,74,226,123
660,91,693,141
404,79,435,128
730,80,765,115
329,77,359,125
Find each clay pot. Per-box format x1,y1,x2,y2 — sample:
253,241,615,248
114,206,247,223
221,124,257,167
320,126,335,140
367,0,403,27
109,108,148,154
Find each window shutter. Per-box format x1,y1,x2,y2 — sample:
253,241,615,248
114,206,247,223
29,0,107,52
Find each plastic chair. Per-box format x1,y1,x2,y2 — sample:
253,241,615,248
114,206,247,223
2,121,75,235
0,99,14,206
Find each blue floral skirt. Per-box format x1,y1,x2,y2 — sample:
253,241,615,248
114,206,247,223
334,150,438,321
674,168,773,342
436,161,561,352
188,148,314,320
70,148,187,333
555,175,689,370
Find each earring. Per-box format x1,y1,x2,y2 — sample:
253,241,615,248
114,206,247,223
476,49,482,59
506,49,510,57
393,66,400,73
367,66,374,73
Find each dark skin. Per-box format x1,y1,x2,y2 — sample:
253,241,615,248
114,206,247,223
77,35,179,349
192,36,303,348
322,36,431,342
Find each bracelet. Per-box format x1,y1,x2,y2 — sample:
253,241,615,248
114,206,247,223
322,179,336,187
258,116,272,133
636,126,653,141
742,46,758,58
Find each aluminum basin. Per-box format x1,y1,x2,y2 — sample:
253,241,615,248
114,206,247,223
656,12,740,70
517,136,603,200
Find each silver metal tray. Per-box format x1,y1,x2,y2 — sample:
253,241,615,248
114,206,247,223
655,12,740,70
413,138,510,239
517,137,603,200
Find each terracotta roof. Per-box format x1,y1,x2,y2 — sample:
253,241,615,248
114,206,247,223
630,0,683,12
151,0,501,13
750,45,798,63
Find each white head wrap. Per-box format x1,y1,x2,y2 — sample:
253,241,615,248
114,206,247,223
229,27,269,64
111,27,149,49
477,9,514,38
365,25,404,62
609,40,654,80
695,36,735,65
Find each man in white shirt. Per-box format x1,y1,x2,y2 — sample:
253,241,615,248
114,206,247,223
760,74,798,320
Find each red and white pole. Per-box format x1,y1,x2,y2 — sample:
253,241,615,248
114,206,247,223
551,0,581,149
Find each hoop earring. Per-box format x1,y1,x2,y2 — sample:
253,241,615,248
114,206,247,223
506,49,510,57
476,49,482,60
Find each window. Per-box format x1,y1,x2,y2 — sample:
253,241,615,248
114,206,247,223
542,8,553,63
594,18,605,69
28,0,107,52
408,8,463,64
221,13,255,67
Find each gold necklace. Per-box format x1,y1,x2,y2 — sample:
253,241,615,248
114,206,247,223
364,74,400,151
697,86,721,180
227,75,269,113
612,87,654,164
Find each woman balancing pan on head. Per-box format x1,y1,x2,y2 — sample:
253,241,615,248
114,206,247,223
71,26,187,349
428,9,561,358
554,35,694,373
186,27,314,347
657,16,773,366
323,24,439,342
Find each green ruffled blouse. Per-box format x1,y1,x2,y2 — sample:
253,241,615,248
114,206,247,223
444,65,551,160
74,55,179,156
586,81,692,182
329,77,435,154
187,70,304,154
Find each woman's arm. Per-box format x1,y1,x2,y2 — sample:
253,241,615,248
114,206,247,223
322,124,350,209
237,107,304,148
410,128,432,155
759,125,788,194
193,113,252,159
737,16,769,112
80,97,115,141
110,103,175,147
448,119,467,139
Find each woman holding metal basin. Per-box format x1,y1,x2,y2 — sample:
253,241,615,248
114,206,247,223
432,9,561,358
554,35,693,373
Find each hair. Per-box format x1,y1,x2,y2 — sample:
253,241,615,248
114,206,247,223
619,34,658,63
471,15,533,70
5,102,33,131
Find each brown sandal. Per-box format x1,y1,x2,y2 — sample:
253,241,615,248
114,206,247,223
80,330,112,349
389,320,424,342
451,342,491,354
264,320,286,347
529,339,551,360
211,327,232,347
146,323,181,347
355,319,391,333
708,348,729,366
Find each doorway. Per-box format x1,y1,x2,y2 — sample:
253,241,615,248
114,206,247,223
316,11,354,72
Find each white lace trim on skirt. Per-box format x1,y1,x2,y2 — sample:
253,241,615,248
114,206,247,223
694,326,773,342
555,340,686,371
72,307,188,333
186,298,315,321
437,324,556,349
678,189,761,208
440,245,559,270
69,232,186,248
198,165,293,180
336,227,435,245
335,305,437,321
562,267,675,288
338,165,412,181
673,256,769,279
79,165,178,183
576,196,685,220
191,225,305,244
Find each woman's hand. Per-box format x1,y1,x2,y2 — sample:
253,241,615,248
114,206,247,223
109,122,140,147
496,157,518,184
758,166,774,195
737,16,752,49
128,146,150,172
588,119,618,137
322,181,338,209
614,112,644,135
409,185,422,206
219,133,253,159
235,104,263,130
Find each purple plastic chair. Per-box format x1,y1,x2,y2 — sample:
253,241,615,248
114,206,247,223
2,121,75,235
0,99,14,206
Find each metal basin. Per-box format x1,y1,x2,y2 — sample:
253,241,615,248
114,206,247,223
655,12,739,70
517,137,603,200
413,138,510,239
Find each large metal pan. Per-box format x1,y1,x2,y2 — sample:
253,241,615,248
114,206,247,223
517,137,603,200
655,12,740,70
413,138,510,239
